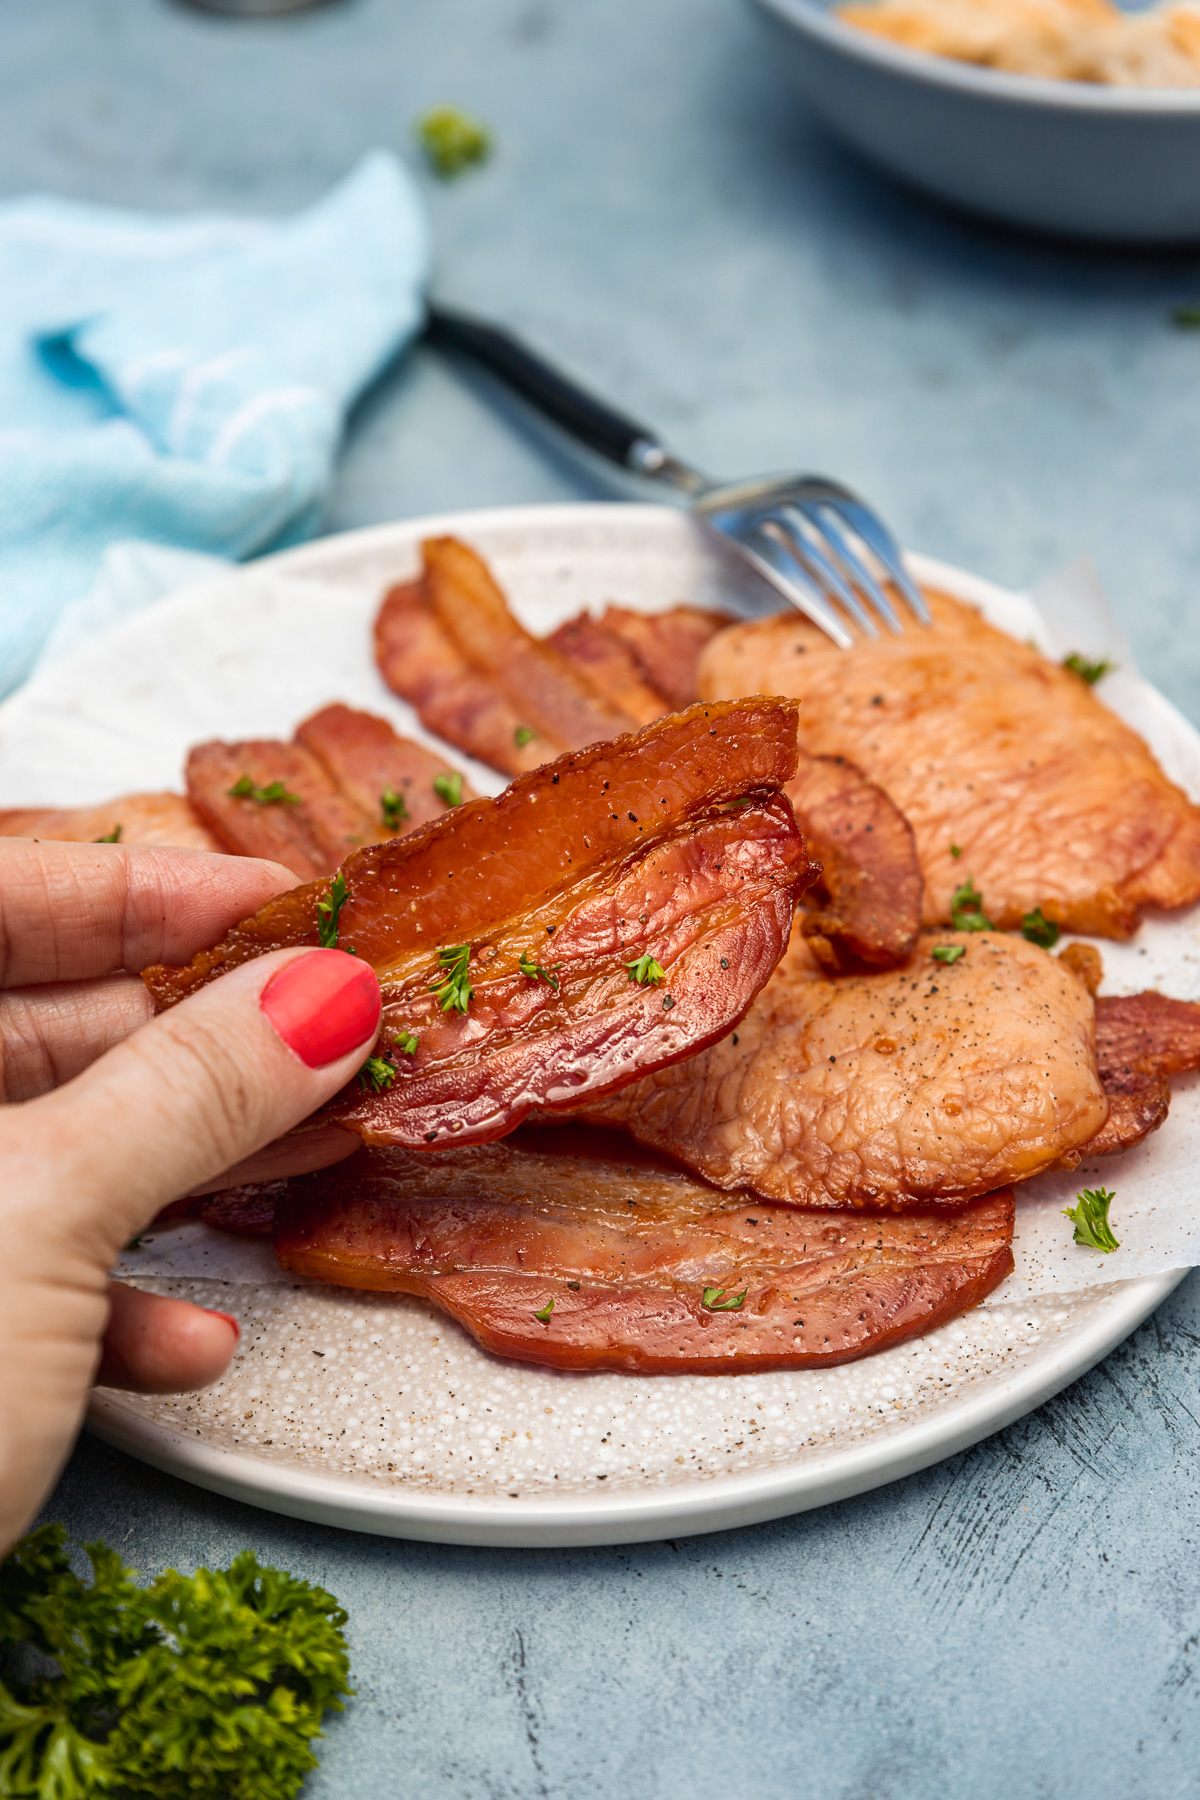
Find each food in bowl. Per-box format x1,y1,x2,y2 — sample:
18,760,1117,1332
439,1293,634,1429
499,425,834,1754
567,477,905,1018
836,0,1200,86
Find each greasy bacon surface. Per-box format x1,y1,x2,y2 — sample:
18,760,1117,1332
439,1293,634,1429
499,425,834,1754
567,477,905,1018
789,750,922,970
1075,989,1200,1156
545,614,667,725
600,604,734,711
700,589,1200,937
295,703,474,836
186,739,374,881
145,699,813,1149
579,930,1107,1208
271,1130,1015,1373
0,792,219,851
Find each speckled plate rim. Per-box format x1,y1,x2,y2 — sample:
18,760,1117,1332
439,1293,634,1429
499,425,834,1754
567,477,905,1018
88,1269,1183,1546
63,502,1188,1547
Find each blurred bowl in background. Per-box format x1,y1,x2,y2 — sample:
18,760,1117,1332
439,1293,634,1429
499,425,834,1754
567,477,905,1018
750,0,1200,242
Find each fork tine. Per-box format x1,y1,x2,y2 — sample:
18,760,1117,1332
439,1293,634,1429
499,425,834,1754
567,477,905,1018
822,496,932,626
798,502,903,635
716,517,854,649
773,506,880,639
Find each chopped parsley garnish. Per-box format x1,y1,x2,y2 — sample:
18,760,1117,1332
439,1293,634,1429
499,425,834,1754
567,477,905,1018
393,1029,419,1055
950,879,993,932
1063,1186,1120,1253
519,949,562,992
0,1525,351,1800
931,944,965,965
702,1286,746,1312
533,1298,555,1324
431,943,473,1014
432,770,463,808
357,1054,398,1093
1063,652,1115,685
316,871,349,949
1022,907,1060,949
227,775,300,806
380,788,409,831
627,952,666,986
949,842,962,859
415,106,493,179
123,1234,145,1252
514,726,537,748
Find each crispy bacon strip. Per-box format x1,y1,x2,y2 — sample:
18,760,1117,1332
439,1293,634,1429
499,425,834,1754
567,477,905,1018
0,792,219,851
545,614,667,724
600,604,734,711
789,751,922,970
270,1131,1015,1373
145,699,813,1149
295,703,474,837
1072,990,1200,1158
186,740,375,881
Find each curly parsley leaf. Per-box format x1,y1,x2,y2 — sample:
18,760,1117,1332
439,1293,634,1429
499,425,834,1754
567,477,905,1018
627,953,666,987
931,944,965,965
950,879,993,932
430,943,472,1015
0,1525,351,1800
1022,907,1061,949
532,1298,554,1324
519,950,561,992
380,788,409,831
93,825,122,844
701,1286,746,1312
227,775,300,807
357,1054,397,1094
1063,652,1115,686
432,770,463,808
1063,1186,1120,1253
316,872,349,949
392,1029,419,1055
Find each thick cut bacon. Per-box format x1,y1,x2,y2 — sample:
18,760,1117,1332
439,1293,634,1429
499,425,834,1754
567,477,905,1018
295,703,474,836
700,589,1200,938
789,750,922,970
600,604,734,711
186,740,374,881
545,614,667,725
579,930,1107,1208
271,1131,1015,1373
145,700,813,1149
0,792,219,851
1073,990,1200,1157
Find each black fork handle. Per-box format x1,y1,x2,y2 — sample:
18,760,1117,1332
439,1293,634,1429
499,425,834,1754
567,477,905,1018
424,304,663,471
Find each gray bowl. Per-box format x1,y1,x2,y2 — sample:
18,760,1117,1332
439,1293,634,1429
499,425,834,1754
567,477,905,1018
751,0,1200,241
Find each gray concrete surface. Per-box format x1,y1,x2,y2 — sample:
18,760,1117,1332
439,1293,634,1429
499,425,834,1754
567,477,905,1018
10,0,1200,1792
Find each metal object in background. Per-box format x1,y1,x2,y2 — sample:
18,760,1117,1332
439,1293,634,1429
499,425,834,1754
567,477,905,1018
425,304,930,649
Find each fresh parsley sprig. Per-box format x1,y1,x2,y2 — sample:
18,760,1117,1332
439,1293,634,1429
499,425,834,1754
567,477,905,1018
392,1029,419,1055
316,872,349,949
432,771,463,808
1063,652,1115,686
93,826,122,844
431,943,473,1014
1063,1186,1120,1253
702,1286,746,1312
0,1525,351,1800
950,879,993,932
357,1054,397,1093
533,1298,554,1324
227,775,300,807
1022,907,1060,949
415,107,492,179
931,944,965,965
380,788,409,831
514,726,536,748
519,950,562,992
627,953,666,987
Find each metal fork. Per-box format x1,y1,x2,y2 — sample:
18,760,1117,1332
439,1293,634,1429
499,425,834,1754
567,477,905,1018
425,305,930,649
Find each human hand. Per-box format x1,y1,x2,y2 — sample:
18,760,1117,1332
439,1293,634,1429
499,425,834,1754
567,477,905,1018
0,840,382,1551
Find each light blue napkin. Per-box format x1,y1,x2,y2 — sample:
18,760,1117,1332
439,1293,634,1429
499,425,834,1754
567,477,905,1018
0,150,428,697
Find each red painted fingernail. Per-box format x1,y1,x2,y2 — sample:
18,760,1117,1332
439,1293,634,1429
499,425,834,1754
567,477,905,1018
260,949,381,1068
206,1310,240,1341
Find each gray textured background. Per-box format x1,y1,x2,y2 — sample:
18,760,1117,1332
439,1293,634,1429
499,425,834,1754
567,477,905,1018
11,0,1200,1792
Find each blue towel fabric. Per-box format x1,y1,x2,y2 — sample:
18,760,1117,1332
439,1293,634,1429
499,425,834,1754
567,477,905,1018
0,151,428,696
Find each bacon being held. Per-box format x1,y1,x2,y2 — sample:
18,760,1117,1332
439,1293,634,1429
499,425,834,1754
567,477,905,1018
145,699,815,1150
0,792,219,851
270,1129,1015,1373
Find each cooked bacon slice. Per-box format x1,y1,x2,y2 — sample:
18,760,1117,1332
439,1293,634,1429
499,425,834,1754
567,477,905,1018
197,1181,285,1236
789,750,922,970
578,930,1108,1208
271,1130,1014,1372
186,740,375,882
1071,990,1200,1158
700,589,1200,938
0,792,219,852
545,614,667,725
600,604,735,711
145,699,813,1149
375,578,547,777
295,703,474,837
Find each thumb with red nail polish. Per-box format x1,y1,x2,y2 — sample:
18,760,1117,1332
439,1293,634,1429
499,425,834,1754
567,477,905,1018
0,943,382,1552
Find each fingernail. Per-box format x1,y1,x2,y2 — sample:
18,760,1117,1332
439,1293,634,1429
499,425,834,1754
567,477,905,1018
206,1309,241,1341
260,949,381,1068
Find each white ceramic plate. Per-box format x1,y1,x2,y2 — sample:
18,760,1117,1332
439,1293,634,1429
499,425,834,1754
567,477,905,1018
0,503,1186,1547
